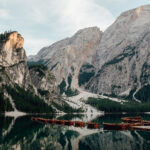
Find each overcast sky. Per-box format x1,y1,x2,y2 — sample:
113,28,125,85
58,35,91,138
0,0,149,56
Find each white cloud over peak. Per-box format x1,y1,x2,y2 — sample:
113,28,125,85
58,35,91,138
24,37,53,56
51,0,115,32
4,0,148,55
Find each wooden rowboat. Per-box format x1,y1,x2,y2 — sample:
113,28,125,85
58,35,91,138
103,122,144,130
64,120,75,126
142,120,150,126
36,118,50,123
74,121,85,127
87,122,100,129
121,116,142,123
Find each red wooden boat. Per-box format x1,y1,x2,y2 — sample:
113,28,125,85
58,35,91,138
121,116,142,123
36,118,50,123
47,119,56,124
103,122,144,130
87,122,100,129
141,120,150,126
32,117,38,121
58,120,65,125
74,121,85,127
64,120,75,126
55,120,63,124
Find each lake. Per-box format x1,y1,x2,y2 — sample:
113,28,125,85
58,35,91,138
0,114,150,150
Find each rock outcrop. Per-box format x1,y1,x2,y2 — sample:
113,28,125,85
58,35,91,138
0,31,64,113
29,65,60,104
0,31,31,88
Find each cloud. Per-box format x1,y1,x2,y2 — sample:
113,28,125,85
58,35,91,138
0,0,115,55
24,37,53,56
0,9,11,20
49,0,115,32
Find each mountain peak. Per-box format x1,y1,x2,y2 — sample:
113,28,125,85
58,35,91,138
0,31,26,67
118,4,150,22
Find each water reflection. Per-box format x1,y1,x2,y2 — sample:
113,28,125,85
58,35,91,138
79,130,150,150
0,114,150,150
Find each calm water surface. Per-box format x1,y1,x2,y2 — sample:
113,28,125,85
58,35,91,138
0,114,150,150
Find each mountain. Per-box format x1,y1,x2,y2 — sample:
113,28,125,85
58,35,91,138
0,31,76,113
28,27,103,95
28,5,150,102
86,5,150,101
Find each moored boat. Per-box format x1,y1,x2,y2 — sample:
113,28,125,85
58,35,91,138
64,120,75,126
142,120,150,126
74,121,85,127
121,116,142,123
87,122,100,129
103,122,144,130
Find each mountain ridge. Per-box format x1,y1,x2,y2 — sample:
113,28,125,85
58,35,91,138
28,5,150,102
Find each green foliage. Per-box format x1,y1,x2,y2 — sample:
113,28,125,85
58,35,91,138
78,71,95,86
50,62,59,71
0,76,2,82
5,85,54,113
0,30,13,42
0,91,14,112
67,74,72,87
65,88,79,97
0,67,5,72
27,60,49,66
86,97,150,112
52,101,83,113
135,85,150,102
28,64,48,77
82,64,94,69
28,64,48,70
38,89,49,96
58,79,66,94
78,64,95,86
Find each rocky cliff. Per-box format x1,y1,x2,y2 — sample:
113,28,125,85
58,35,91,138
28,27,103,94
28,5,150,101
0,31,69,113
86,5,150,100
0,31,31,88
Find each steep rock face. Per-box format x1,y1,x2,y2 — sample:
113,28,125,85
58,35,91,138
29,65,60,103
86,5,150,98
0,31,62,113
28,27,103,91
28,5,150,101
0,31,31,88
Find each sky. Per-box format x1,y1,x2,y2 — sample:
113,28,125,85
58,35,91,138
0,0,150,56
